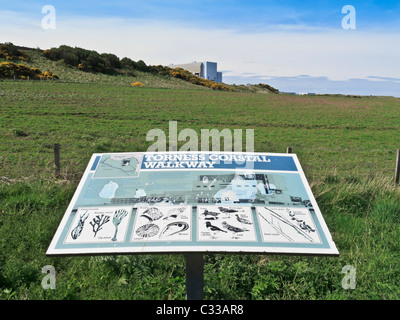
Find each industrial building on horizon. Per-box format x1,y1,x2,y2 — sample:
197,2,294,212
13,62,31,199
168,61,222,83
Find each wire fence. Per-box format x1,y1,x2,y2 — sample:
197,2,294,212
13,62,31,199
1,144,399,187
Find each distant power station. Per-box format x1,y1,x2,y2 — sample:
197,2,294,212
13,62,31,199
168,61,222,83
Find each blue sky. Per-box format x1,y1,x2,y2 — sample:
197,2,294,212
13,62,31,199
1,1,400,95
2,0,399,30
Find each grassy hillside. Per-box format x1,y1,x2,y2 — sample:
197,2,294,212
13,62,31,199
1,43,280,93
19,48,209,89
1,44,400,300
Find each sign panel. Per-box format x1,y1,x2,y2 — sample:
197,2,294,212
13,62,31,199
46,152,339,256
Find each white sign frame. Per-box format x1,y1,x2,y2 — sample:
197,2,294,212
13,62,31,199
47,151,339,256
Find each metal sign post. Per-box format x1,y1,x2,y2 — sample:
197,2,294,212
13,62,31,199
185,253,204,300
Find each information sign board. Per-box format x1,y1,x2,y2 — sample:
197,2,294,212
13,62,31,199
47,152,339,256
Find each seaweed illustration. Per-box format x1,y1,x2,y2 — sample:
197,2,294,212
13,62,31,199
70,210,89,240
112,209,129,241
90,214,110,237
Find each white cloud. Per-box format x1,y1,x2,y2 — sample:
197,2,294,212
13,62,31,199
1,11,399,94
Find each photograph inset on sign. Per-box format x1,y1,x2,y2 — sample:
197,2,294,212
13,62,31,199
93,154,143,178
256,206,321,243
64,206,131,244
197,205,257,242
131,205,192,242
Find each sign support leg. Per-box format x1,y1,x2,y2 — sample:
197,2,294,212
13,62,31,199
185,253,204,300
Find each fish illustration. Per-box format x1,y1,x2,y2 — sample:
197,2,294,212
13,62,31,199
159,221,189,238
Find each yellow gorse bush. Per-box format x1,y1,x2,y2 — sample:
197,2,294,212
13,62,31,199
130,81,145,87
0,62,58,80
149,65,232,91
0,43,30,62
167,67,233,91
0,43,29,61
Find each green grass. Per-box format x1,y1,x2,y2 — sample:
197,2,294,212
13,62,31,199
1,49,400,300
0,177,399,299
1,80,399,181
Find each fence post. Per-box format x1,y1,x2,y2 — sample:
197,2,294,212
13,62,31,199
395,149,400,186
54,143,61,178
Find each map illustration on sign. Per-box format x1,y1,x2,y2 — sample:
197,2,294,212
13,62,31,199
47,152,339,256
99,181,119,199
93,153,142,178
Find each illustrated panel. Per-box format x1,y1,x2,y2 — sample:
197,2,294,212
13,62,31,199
131,206,192,242
64,206,132,244
256,206,321,243
197,205,257,242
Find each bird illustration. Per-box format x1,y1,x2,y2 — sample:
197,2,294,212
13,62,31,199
205,221,227,233
298,221,315,232
222,221,249,233
218,207,240,213
235,214,252,225
202,209,220,217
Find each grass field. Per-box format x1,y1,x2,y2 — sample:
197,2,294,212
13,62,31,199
1,80,399,180
1,49,400,300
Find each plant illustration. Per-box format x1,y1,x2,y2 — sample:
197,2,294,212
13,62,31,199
70,210,89,240
112,209,129,241
90,214,110,237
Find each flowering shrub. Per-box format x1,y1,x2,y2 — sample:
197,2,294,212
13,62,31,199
78,63,87,71
39,71,59,80
130,81,145,87
253,83,279,94
0,43,30,62
44,45,121,74
0,62,58,80
166,67,233,91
